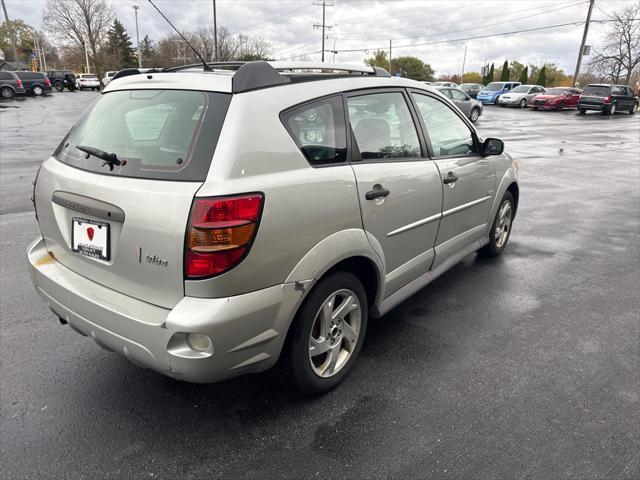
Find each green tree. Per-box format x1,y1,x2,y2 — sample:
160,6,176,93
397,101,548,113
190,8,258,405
104,18,135,68
365,49,389,71
508,60,525,81
0,19,35,62
518,65,528,84
139,34,155,65
500,60,509,81
462,71,483,83
392,56,434,81
536,65,547,86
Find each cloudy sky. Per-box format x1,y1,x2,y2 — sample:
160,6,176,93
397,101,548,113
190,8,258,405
5,0,636,76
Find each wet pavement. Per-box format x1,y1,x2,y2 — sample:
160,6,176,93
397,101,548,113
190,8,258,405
1,91,639,479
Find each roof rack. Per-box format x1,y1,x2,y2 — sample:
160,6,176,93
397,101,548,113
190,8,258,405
110,61,391,94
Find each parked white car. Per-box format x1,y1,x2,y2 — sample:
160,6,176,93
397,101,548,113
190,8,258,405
497,84,546,108
102,71,117,87
76,74,100,91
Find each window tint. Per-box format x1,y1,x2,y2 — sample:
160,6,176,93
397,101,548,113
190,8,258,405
282,95,347,166
347,92,421,160
17,72,43,80
0,72,12,80
450,90,467,101
413,93,475,157
55,89,231,181
611,86,624,95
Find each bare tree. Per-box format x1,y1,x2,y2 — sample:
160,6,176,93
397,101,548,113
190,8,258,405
42,0,113,75
588,4,640,85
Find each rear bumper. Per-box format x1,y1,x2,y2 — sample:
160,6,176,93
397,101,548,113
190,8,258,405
578,102,606,111
477,96,497,104
27,236,308,383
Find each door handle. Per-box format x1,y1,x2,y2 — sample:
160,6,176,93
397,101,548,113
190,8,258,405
365,184,390,200
443,172,458,184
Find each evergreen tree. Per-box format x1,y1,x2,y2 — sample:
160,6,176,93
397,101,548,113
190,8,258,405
518,66,528,84
536,65,547,86
500,60,509,81
105,19,136,68
139,34,155,65
488,63,495,83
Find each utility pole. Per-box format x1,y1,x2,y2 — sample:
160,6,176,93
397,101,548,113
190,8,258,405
212,0,218,61
389,39,392,75
133,5,142,68
314,1,334,62
33,34,43,71
83,36,90,73
573,0,595,87
461,44,467,82
1,0,20,65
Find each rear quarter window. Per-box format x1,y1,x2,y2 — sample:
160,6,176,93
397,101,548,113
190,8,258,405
281,95,347,167
54,89,231,181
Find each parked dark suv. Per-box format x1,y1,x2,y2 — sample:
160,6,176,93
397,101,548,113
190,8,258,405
0,71,26,99
46,70,77,92
14,71,52,96
578,84,638,115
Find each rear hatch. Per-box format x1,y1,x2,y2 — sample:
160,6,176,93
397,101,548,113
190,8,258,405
34,88,231,308
580,85,610,107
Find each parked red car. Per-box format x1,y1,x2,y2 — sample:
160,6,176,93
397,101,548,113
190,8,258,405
528,87,582,111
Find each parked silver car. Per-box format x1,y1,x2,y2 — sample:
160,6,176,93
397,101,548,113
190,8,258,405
431,81,458,88
498,84,546,108
436,87,484,122
28,61,519,394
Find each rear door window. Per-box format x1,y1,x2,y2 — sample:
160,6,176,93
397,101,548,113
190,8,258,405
281,95,347,166
55,89,231,181
347,91,422,160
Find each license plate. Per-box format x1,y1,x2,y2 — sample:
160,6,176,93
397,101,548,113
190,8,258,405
71,218,110,261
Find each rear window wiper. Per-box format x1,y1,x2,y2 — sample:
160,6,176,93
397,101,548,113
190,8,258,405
76,145,127,171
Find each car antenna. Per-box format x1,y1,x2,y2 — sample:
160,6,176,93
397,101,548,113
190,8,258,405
146,0,212,72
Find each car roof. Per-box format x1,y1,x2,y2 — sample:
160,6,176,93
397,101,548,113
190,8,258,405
103,61,423,96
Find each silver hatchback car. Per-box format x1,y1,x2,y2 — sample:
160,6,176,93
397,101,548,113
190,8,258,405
28,61,519,394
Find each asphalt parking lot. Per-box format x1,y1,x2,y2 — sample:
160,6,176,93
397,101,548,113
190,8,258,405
1,91,639,479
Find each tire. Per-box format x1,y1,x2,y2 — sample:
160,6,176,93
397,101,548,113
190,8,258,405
607,103,616,115
556,102,564,111
0,86,14,99
630,103,637,115
469,107,480,123
519,98,526,108
53,81,63,92
494,95,500,105
32,85,44,96
282,271,368,395
479,191,514,258
578,107,586,114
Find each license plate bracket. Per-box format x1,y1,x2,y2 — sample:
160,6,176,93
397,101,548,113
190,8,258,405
71,217,110,261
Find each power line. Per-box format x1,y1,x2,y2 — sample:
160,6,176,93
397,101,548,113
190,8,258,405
334,0,586,39
333,18,616,54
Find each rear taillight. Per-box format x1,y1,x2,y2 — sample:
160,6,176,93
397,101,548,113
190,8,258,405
185,193,264,279
44,78,51,86
16,79,22,87
604,96,612,103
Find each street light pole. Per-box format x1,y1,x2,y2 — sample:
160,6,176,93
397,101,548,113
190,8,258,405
212,0,218,62
133,5,142,68
461,44,468,82
83,36,90,73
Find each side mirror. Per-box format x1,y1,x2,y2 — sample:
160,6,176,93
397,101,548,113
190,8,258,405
482,138,504,156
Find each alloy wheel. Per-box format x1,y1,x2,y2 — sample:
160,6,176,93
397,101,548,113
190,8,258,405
495,201,512,249
33,86,43,96
308,289,362,378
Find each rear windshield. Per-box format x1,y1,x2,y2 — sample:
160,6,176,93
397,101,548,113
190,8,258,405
545,88,569,95
81,75,98,79
583,85,611,96
55,89,231,181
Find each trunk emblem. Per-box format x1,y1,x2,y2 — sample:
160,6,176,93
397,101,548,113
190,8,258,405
87,227,94,241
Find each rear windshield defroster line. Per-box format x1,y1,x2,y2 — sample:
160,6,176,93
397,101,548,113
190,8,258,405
54,90,232,182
